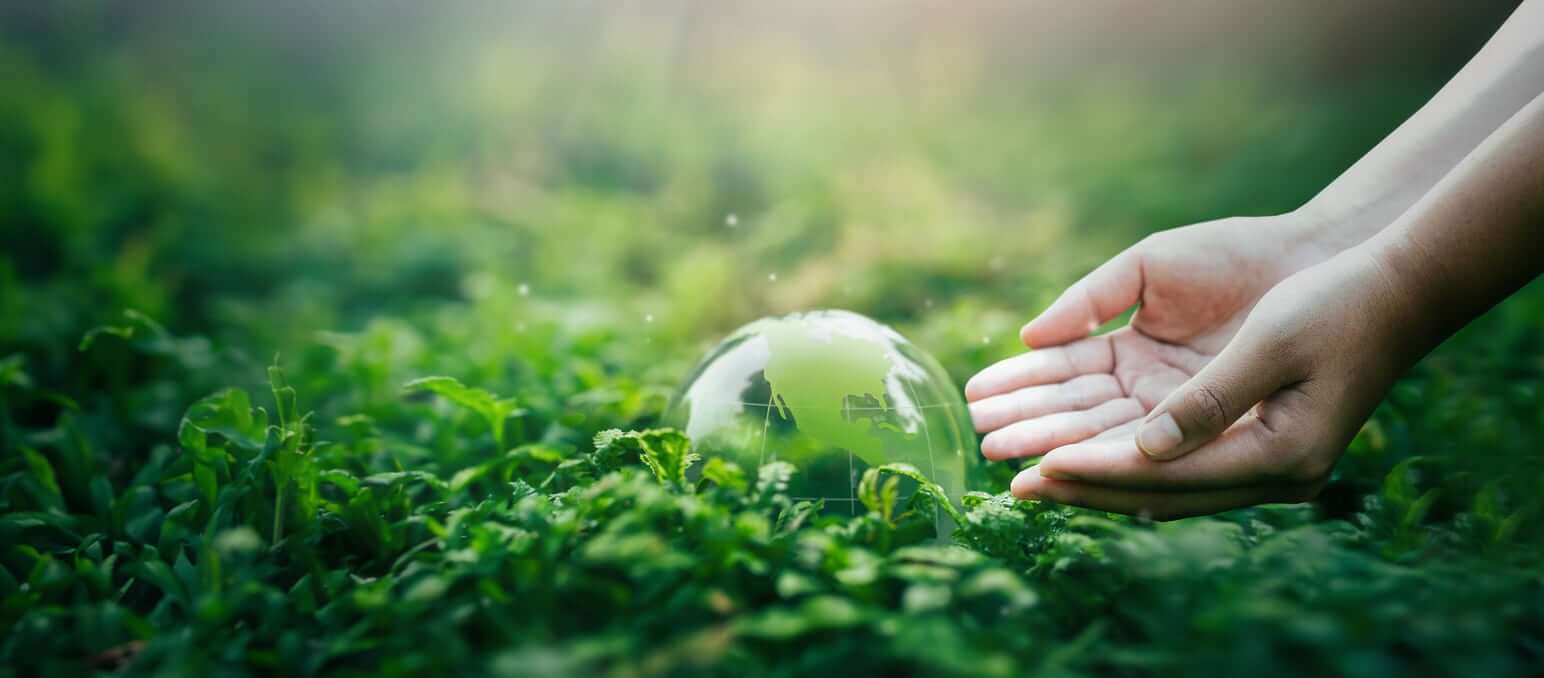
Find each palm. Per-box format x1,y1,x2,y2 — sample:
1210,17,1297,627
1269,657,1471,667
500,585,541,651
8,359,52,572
966,218,1302,460
1112,237,1274,404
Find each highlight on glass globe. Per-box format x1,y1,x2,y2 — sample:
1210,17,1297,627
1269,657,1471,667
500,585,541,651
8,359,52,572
667,309,981,532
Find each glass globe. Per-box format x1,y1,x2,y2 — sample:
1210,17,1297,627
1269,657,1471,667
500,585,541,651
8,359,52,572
667,309,980,534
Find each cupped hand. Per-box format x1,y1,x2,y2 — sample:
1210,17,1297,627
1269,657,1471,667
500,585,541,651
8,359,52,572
965,214,1331,463
1012,246,1418,519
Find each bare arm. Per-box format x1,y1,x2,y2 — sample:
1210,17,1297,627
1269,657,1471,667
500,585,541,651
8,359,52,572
1018,93,1544,518
1372,89,1544,361
970,3,1544,517
1297,0,1544,252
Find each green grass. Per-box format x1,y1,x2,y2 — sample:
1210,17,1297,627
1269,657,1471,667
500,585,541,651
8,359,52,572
3,5,1543,676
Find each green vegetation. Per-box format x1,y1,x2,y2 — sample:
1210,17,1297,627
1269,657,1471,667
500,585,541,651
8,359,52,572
2,4,1542,676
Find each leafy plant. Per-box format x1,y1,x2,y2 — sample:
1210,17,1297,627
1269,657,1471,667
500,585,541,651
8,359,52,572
403,377,526,450
2,6,1542,674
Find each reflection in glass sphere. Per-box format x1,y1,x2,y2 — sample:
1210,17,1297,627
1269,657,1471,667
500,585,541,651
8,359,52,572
667,309,981,535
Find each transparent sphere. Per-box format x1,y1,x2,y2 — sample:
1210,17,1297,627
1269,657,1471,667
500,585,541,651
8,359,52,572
667,309,981,533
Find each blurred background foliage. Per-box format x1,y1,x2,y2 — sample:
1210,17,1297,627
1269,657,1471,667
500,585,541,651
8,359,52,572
2,1,1543,675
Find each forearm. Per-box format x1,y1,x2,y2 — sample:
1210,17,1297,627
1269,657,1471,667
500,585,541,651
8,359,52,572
1296,0,1544,251
1366,90,1544,362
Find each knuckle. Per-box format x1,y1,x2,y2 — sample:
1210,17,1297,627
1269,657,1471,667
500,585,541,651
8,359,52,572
1016,392,1045,422
1057,348,1081,376
1139,230,1178,252
1013,399,1032,423
1241,309,1302,362
1183,385,1229,432
1013,429,1047,455
1257,324,1298,360
1271,451,1334,486
1252,287,1297,324
1253,294,1312,351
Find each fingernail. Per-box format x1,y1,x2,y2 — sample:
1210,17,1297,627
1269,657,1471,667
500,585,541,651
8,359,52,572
980,433,1001,460
1136,413,1183,459
1037,465,1073,481
1019,321,1042,346
963,375,986,401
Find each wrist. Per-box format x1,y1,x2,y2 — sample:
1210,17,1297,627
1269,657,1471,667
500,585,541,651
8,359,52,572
1287,191,1400,258
1273,202,1361,274
1347,234,1456,368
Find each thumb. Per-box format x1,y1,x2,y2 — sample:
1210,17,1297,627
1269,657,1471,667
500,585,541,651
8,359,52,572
1021,247,1143,348
1135,324,1300,461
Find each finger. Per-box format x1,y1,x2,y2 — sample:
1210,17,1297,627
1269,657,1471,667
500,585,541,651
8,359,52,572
968,373,1125,433
1021,248,1142,348
1040,413,1293,490
1089,417,1143,441
1134,319,1303,461
964,336,1114,402
1011,466,1317,520
980,398,1144,461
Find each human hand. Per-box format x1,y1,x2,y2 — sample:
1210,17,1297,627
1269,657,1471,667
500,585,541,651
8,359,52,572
964,213,1335,463
1013,247,1418,518
994,88,1544,519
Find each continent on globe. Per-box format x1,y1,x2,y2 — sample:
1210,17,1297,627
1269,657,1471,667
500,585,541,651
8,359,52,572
761,317,901,469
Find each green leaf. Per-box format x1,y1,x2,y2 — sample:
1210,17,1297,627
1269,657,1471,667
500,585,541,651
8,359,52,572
0,353,33,390
19,447,64,510
449,465,488,493
754,462,797,503
699,457,747,493
1403,489,1440,529
959,568,1039,612
0,512,82,540
270,362,298,433
78,320,142,352
865,463,963,524
1473,481,1505,523
858,467,901,524
402,576,449,604
320,469,361,494
892,544,984,568
901,583,952,612
593,428,699,492
403,376,524,449
1382,457,1426,505
77,307,170,350
363,471,449,493
180,388,266,453
736,596,869,639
